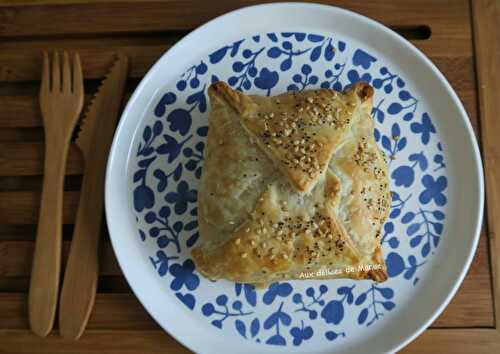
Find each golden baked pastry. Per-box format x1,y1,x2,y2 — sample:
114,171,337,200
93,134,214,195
192,81,390,286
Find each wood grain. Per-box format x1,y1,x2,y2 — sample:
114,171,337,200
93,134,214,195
472,0,500,329
0,328,497,354
0,329,188,354
0,241,121,277
0,191,79,224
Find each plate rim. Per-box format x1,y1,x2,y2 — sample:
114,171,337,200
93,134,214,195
105,2,485,353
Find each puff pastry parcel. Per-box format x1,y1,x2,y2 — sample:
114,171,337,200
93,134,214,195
192,81,390,285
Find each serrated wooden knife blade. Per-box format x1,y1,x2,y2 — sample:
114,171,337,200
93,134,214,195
75,53,128,158
59,53,128,340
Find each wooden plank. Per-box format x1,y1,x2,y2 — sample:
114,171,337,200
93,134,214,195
0,44,472,84
0,224,74,241
0,0,470,34
0,46,166,82
0,241,121,277
472,0,500,329
0,293,157,330
0,142,83,176
0,93,131,129
0,175,82,192
0,328,497,354
432,230,493,327
0,329,188,354
402,329,500,353
0,191,78,224
0,128,44,142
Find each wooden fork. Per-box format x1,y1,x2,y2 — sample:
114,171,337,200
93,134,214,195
29,50,84,337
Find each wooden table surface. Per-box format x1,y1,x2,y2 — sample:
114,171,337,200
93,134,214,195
0,0,498,353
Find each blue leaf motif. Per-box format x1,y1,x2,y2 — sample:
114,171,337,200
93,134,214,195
410,235,423,247
310,46,322,61
175,292,195,310
267,47,282,58
250,318,260,338
407,223,421,236
244,284,257,307
280,58,292,71
376,287,394,299
235,320,246,338
422,242,431,257
387,103,402,114
433,210,445,220
307,34,324,42
209,47,229,64
355,293,367,305
399,90,412,101
266,334,286,346
320,300,344,325
358,308,369,324
267,33,278,42
382,301,396,311
402,212,416,224
386,252,405,277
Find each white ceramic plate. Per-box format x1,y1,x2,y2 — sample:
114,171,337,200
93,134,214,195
105,3,484,353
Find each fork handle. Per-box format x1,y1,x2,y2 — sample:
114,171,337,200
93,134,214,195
59,164,104,340
29,142,69,337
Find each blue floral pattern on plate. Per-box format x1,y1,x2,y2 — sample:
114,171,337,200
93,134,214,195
130,32,448,347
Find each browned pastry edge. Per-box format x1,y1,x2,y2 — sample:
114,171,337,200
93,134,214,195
208,81,256,116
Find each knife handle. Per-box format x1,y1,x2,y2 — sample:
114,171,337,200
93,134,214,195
59,165,104,340
29,143,68,337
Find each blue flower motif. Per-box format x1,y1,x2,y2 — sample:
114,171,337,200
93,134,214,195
169,259,200,291
290,320,313,346
133,184,155,212
391,165,414,187
352,49,377,69
411,112,436,144
254,67,279,95
419,175,447,206
165,181,197,214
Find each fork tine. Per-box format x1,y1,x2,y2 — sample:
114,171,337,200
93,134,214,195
62,51,71,92
72,53,83,95
41,51,50,93
52,50,61,92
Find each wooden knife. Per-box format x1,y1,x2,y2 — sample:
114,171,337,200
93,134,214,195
59,53,128,340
